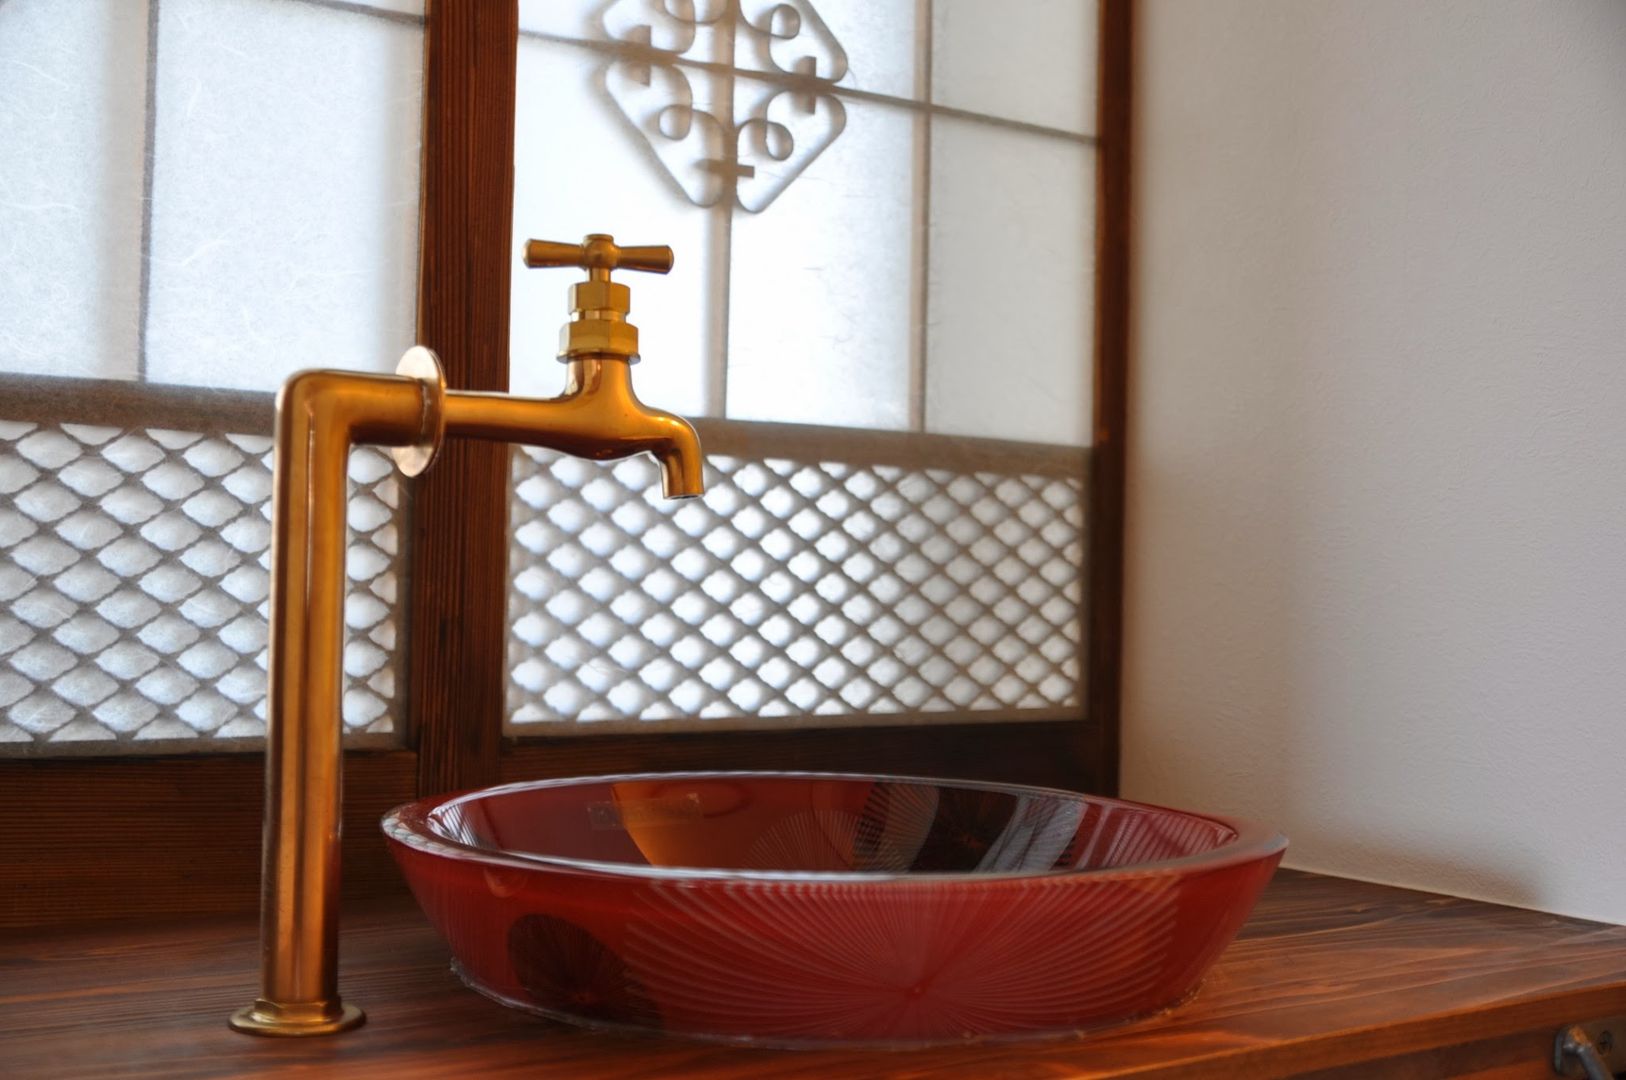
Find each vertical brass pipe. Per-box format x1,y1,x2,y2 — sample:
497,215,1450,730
230,239,701,1037
230,369,438,1036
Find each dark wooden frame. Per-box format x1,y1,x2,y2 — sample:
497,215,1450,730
0,0,1134,927
406,0,517,797
1090,0,1133,797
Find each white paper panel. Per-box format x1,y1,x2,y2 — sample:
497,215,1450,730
345,0,425,16
519,0,916,99
0,0,148,380
816,0,918,99
933,0,1098,135
142,0,423,390
511,39,712,413
517,0,596,40
926,119,1094,446
727,91,915,429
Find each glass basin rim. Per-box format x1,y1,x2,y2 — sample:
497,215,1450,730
382,769,1289,884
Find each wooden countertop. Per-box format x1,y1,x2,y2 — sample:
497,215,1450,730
4,870,1625,1079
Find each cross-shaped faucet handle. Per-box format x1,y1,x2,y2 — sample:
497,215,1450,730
523,234,674,277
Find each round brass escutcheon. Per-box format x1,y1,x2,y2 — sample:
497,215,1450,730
391,345,447,478
229,1001,365,1037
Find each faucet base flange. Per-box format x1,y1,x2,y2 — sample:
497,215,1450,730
390,345,447,478
229,1000,365,1037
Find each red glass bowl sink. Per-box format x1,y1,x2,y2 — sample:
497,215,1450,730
383,772,1285,1048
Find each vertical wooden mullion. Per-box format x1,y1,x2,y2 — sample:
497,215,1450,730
407,1,519,796
1088,0,1133,796
907,0,934,432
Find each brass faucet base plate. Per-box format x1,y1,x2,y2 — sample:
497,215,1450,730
229,1002,365,1037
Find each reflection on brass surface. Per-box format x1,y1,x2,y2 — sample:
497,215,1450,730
524,234,674,363
231,236,705,1036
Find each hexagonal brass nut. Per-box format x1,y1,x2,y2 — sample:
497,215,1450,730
570,280,631,315
560,318,639,359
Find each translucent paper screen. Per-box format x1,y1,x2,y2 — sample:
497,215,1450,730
933,0,1100,136
510,0,1098,446
505,0,1099,734
0,0,422,751
726,92,916,430
144,0,423,390
927,121,1096,445
0,0,148,380
0,0,424,392
512,39,711,414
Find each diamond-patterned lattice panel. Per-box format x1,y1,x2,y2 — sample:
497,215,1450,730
508,450,1083,728
0,420,404,746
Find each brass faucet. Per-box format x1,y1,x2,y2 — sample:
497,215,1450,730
229,235,704,1036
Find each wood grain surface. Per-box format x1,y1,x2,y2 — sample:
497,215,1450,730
0,750,417,929
406,0,519,798
5,871,1624,1079
500,718,1107,793
0,723,1100,929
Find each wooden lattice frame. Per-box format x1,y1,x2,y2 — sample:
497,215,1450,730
0,0,1132,927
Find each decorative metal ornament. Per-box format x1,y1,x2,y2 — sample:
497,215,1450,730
600,0,850,212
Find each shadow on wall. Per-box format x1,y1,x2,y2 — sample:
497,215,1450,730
1286,832,1547,915
1123,0,1626,924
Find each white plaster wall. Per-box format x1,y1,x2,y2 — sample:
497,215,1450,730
1123,0,1626,922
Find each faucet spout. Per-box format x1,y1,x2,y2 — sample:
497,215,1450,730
442,357,705,499
653,419,704,499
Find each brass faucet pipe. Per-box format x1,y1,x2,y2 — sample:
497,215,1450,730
230,368,435,1036
231,349,702,1036
233,235,696,1036
444,359,703,498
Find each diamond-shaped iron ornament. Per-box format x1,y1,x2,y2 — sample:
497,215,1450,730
601,0,849,212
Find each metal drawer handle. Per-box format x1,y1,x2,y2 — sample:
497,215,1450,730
1556,1022,1621,1080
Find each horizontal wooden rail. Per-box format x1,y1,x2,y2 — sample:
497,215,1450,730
694,417,1087,478
507,707,1086,741
0,374,274,433
0,373,1087,477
